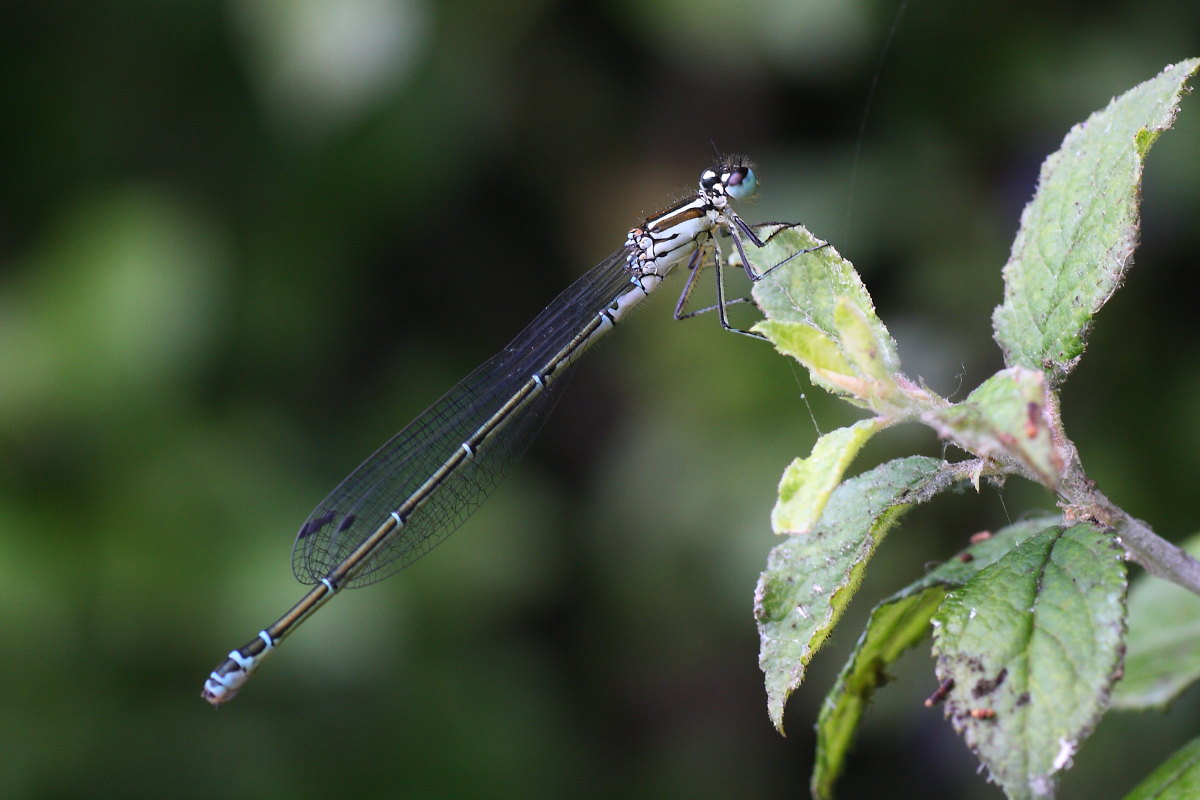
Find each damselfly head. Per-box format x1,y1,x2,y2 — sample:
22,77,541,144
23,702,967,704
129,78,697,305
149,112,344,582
700,161,758,201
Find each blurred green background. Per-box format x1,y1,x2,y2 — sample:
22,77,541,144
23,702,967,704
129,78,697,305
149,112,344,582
2,1,1199,797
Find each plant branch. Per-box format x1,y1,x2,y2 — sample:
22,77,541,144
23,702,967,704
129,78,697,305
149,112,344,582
1050,398,1200,595
1057,461,1200,596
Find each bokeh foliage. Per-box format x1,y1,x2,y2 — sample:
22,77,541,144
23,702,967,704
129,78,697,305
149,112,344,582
1,1,1199,798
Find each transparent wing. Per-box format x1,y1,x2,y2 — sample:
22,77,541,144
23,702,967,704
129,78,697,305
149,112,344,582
292,245,637,587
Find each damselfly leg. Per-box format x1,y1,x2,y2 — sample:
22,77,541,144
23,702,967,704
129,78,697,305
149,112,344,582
672,222,830,338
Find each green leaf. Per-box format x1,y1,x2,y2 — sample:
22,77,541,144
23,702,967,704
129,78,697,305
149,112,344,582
812,515,1061,800
813,588,948,799
771,418,887,535
992,58,1200,385
1112,532,1200,710
751,224,901,403
833,298,902,402
924,366,1061,487
0,186,228,421
754,319,854,383
1122,736,1200,800
756,456,947,733
932,524,1127,799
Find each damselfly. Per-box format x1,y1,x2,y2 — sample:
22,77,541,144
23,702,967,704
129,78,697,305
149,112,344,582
202,158,821,705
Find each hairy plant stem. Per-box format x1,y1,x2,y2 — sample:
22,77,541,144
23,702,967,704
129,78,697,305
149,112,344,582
916,387,1200,595
1056,454,1200,595
1048,395,1200,595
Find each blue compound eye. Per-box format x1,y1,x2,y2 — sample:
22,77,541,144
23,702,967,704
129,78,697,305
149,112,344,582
724,166,757,200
